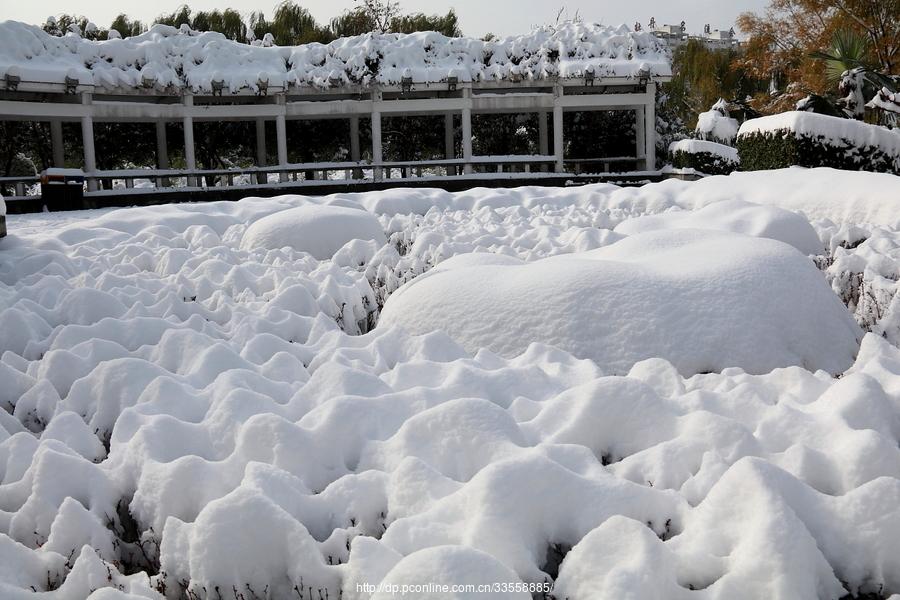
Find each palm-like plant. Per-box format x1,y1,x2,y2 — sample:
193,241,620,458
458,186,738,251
809,29,897,119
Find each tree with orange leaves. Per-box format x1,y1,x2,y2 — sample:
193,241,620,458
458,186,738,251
735,0,898,113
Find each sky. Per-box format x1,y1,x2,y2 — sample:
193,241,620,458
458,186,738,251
0,0,770,38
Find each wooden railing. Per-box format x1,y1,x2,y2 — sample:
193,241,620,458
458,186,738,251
1,155,645,203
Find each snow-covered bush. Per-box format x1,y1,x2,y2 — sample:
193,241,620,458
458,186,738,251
737,111,900,174
380,228,860,376
668,139,739,175
694,99,739,145
241,204,387,260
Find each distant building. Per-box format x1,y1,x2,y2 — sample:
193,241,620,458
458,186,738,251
648,19,742,51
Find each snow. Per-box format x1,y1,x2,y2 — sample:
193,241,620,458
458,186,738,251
738,111,900,158
694,100,739,144
241,204,387,260
0,21,671,93
668,139,739,163
380,228,860,375
613,199,822,254
1,168,900,599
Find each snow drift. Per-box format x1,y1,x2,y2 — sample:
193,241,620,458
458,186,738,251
380,229,860,375
241,204,387,260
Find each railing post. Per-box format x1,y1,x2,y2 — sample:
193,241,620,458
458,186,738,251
50,120,65,167
553,84,564,173
255,118,267,184
645,82,656,171
81,93,98,192
462,87,473,174
276,95,288,183
372,88,383,181
182,94,197,186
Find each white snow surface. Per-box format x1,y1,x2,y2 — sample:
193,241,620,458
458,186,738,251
1,168,900,599
380,228,859,375
614,199,822,254
0,20,671,92
668,139,739,163
241,204,387,259
738,111,900,157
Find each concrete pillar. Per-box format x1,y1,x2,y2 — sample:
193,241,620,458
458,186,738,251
645,82,656,171
372,89,383,181
155,121,169,169
635,106,646,161
255,118,267,184
350,115,362,179
461,88,473,174
80,94,97,191
276,113,288,183
50,120,65,167
552,85,564,173
182,95,196,186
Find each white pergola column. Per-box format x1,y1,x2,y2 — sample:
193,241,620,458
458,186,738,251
538,110,549,173
50,120,65,167
552,85,564,173
255,118,267,184
350,115,362,179
635,106,646,164
155,121,169,169
444,113,454,175
644,82,656,171
182,95,197,186
80,94,97,191
276,116,288,183
372,89,383,181
461,87,473,174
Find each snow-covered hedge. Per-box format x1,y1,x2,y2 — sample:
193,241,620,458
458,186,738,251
736,111,900,174
668,139,739,175
694,99,739,145
0,20,671,92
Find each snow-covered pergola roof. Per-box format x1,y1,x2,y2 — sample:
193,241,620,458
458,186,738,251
0,20,671,94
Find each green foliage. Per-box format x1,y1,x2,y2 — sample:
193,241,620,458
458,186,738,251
109,14,145,38
669,149,738,175
665,40,767,129
736,130,900,174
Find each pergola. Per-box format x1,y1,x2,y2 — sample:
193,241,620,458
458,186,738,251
0,22,671,197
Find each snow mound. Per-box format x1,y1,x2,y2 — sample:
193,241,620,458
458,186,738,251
373,546,530,599
668,139,739,163
0,20,671,92
241,204,386,260
380,229,860,375
614,199,823,255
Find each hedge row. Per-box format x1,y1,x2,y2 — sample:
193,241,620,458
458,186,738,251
736,130,900,175
669,149,739,176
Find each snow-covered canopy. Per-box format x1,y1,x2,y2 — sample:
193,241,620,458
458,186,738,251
0,20,672,93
